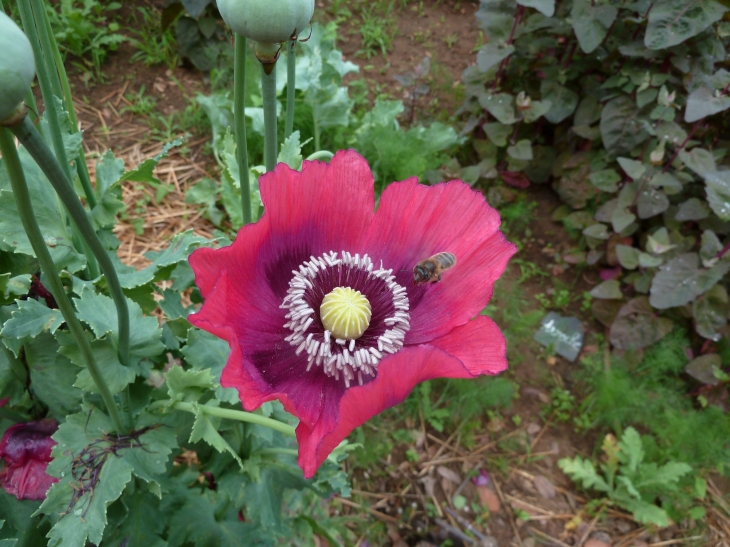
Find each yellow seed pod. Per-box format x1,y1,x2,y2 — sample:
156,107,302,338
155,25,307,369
320,287,371,340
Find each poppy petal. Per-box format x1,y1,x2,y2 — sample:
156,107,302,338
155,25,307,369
296,344,482,478
258,149,375,258
363,179,516,344
428,314,508,376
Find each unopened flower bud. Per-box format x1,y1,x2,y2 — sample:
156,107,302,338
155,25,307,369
0,13,35,123
516,91,532,111
0,419,58,500
217,0,314,44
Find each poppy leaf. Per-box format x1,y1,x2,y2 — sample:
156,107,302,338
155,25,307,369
0,299,63,339
73,288,165,359
189,405,244,470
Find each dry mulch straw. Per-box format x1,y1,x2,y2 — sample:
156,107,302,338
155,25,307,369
74,95,217,268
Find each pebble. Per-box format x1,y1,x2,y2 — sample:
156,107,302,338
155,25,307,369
584,538,612,547
476,485,501,513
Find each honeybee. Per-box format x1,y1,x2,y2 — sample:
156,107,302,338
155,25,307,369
413,252,457,285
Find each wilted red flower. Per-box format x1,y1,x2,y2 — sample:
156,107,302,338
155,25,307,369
189,150,516,478
0,419,58,500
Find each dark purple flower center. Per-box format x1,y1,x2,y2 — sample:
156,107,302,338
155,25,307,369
280,251,411,387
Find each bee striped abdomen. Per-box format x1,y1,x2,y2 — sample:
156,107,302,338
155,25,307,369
413,252,457,285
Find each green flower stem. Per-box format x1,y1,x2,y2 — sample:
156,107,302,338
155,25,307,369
313,115,321,153
43,10,97,209
285,39,296,138
9,117,131,369
261,63,278,172
173,401,296,437
25,0,71,182
17,1,99,277
24,90,38,123
306,150,333,161
0,128,127,434
234,34,251,225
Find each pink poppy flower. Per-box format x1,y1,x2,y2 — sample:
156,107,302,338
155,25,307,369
188,150,516,478
0,419,58,500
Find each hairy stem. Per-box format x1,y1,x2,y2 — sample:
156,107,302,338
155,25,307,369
26,0,71,182
9,117,131,369
261,63,278,171
285,39,297,138
234,34,251,225
17,1,99,277
43,11,97,209
0,128,126,434
173,401,296,437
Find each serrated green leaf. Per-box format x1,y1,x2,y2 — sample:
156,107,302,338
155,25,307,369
623,498,670,526
101,491,166,547
166,365,214,402
0,520,17,547
645,0,727,50
44,455,134,547
0,299,63,339
60,337,135,395
181,328,236,403
115,231,210,289
0,274,31,306
558,456,610,492
119,424,177,487
186,177,224,228
189,404,243,470
120,139,182,186
26,333,82,418
0,149,85,273
571,0,618,53
95,151,125,195
278,130,305,170
89,184,125,230
618,427,644,474
74,288,164,359
166,480,259,547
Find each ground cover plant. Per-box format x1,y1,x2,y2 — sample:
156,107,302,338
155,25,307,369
1,0,730,546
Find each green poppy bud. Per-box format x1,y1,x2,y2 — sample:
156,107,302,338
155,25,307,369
0,12,35,123
217,0,314,44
